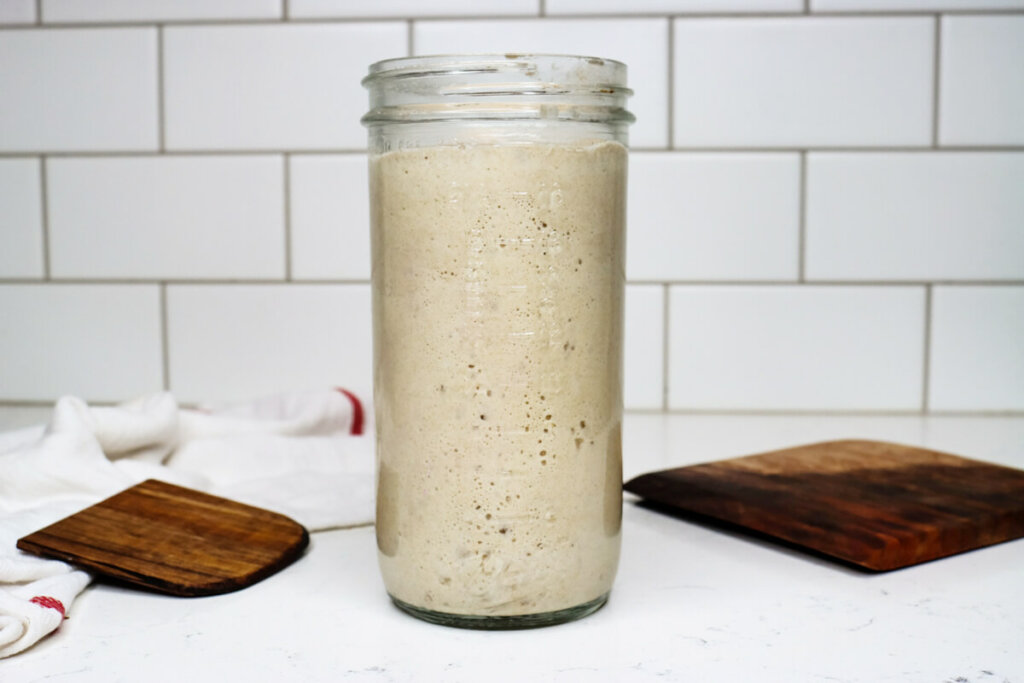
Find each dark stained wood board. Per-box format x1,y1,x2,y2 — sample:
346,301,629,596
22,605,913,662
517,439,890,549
624,440,1024,571
17,479,309,596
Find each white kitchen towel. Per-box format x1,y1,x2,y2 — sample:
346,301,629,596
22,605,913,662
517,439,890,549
0,388,374,658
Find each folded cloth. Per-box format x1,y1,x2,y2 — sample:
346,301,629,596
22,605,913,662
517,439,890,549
0,388,373,658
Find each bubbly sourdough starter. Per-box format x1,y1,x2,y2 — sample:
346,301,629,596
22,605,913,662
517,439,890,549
371,141,625,616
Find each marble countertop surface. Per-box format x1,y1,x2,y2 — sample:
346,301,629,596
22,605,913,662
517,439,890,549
3,408,1023,683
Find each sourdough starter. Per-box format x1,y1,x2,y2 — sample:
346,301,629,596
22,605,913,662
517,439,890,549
371,140,626,616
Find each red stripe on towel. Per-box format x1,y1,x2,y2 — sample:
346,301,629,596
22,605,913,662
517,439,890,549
336,387,365,436
30,596,66,618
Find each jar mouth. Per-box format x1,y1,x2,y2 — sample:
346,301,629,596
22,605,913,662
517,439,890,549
362,53,634,127
364,53,629,87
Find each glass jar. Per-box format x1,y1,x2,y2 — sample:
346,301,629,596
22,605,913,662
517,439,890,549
363,54,633,629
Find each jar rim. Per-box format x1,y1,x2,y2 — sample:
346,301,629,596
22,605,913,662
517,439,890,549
362,53,634,128
364,52,628,74
362,53,629,90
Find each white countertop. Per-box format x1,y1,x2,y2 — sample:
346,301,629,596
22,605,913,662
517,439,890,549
4,409,1024,683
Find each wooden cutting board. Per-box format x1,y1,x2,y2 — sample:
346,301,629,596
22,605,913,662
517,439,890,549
624,440,1024,571
17,479,309,596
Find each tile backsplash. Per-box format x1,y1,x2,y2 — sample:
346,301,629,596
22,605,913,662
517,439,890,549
0,27,158,151
1,0,1021,413
47,155,286,278
673,17,935,147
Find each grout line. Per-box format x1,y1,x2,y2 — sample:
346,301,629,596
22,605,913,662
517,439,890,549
790,279,1024,287
0,277,373,285
0,397,1018,417
0,400,113,408
641,145,1024,153
624,279,1024,287
4,10,1023,28
406,19,414,55
34,0,41,24
504,9,1018,19
159,283,170,391
798,152,807,282
634,408,1024,417
804,0,810,13
283,0,290,21
922,284,933,412
156,25,165,152
539,0,546,17
876,411,1024,417
1,277,1020,287
0,16,505,30
38,156,51,279
662,283,671,411
0,149,367,158
931,14,942,148
788,8,1024,16
283,154,292,281
4,146,1024,159
666,19,674,150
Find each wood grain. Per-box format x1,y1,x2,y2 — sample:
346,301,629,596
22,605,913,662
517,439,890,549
623,440,1024,571
17,479,309,596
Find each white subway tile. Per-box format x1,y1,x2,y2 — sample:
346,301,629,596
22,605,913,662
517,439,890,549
47,156,285,279
0,0,35,23
549,0,800,13
0,158,43,277
939,15,1024,146
668,286,925,410
814,0,1024,9
628,152,799,281
806,152,1024,281
42,0,281,22
166,284,372,403
0,284,162,401
413,19,669,148
290,0,535,18
164,23,406,151
673,17,934,147
0,28,158,152
289,155,370,280
625,284,664,411
929,286,1024,411
0,405,52,431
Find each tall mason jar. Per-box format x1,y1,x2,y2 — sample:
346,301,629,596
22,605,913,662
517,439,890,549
363,54,633,629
